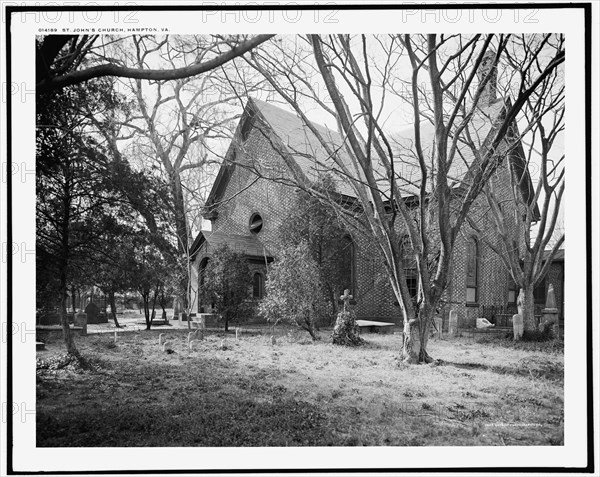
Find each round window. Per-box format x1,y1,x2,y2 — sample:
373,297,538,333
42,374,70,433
249,212,263,234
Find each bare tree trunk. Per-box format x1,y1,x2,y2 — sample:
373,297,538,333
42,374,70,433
418,305,435,364
59,171,80,358
521,286,537,332
59,283,78,356
402,319,418,363
108,290,121,328
142,292,151,330
171,172,189,255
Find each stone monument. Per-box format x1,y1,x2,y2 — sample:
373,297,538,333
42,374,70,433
448,309,458,336
331,289,363,346
541,284,560,337
84,302,99,324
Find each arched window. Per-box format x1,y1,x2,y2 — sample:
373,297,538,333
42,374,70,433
400,235,418,299
199,257,210,313
508,277,517,304
253,272,264,299
339,236,355,295
466,237,479,304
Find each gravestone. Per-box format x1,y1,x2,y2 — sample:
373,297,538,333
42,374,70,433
512,313,524,340
331,289,363,346
173,297,182,320
448,309,458,336
541,284,559,337
189,339,200,351
84,302,100,324
74,312,87,335
158,333,166,346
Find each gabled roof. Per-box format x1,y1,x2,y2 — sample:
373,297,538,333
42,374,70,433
206,97,537,213
190,230,273,262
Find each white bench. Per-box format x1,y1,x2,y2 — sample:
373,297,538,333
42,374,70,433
355,319,396,333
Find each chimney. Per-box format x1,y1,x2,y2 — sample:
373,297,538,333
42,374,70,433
477,51,497,107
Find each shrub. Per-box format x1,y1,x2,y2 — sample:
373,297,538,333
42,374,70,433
199,244,252,331
259,241,325,340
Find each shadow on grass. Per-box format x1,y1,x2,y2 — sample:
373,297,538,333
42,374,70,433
437,358,563,381
37,387,336,447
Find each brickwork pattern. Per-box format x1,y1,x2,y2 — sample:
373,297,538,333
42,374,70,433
193,116,563,329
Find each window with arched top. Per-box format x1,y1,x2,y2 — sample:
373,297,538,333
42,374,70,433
252,272,265,299
198,257,210,313
400,235,418,299
466,237,479,304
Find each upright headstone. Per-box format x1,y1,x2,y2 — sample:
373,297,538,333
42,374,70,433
74,312,87,335
541,283,559,337
512,313,524,340
84,302,100,324
449,310,458,336
173,297,181,320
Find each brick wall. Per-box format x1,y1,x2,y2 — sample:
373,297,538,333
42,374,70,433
209,126,299,252
195,119,536,329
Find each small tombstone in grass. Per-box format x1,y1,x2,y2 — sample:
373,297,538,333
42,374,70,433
448,309,458,336
189,339,200,351
74,311,88,335
540,284,559,337
235,328,240,341
512,314,524,340
113,330,118,343
158,333,166,346
331,289,364,346
220,339,227,350
513,289,525,340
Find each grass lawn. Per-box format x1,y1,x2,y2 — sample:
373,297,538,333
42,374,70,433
36,327,563,446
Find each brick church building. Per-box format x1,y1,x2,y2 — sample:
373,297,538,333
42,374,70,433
190,93,562,329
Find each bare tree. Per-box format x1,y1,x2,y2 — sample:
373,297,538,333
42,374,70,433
466,36,565,332
243,34,564,362
36,34,274,92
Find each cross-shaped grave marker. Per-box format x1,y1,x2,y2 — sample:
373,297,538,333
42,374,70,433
340,289,353,313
